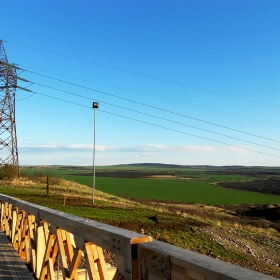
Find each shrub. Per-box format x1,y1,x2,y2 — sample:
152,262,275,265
0,164,18,180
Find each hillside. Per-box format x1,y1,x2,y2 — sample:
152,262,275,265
0,176,279,278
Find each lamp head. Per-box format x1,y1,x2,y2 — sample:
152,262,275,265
92,102,99,109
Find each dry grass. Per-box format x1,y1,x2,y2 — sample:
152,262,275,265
134,200,280,241
4,176,141,208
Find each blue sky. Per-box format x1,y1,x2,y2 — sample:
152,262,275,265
1,1,280,166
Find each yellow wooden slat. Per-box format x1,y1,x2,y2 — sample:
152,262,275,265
19,218,29,260
24,236,31,263
39,233,57,280
57,228,70,279
7,203,12,238
65,230,74,263
84,242,100,280
4,202,9,234
11,208,17,243
13,212,23,250
0,202,4,231
28,214,37,274
43,221,50,245
96,245,110,280
69,247,83,280
48,258,56,280
36,225,47,279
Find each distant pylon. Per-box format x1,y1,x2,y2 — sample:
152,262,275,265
0,40,19,176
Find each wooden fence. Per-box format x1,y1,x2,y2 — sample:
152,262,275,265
0,193,277,280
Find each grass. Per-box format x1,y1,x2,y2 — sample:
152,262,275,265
19,168,280,205
0,175,280,278
96,177,280,204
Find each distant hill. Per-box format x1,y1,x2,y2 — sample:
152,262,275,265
112,163,280,175
116,163,187,168
114,163,246,169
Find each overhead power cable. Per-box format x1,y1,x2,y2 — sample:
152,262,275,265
16,92,36,101
21,67,280,144
34,81,280,152
17,64,278,126
5,39,280,109
22,88,280,160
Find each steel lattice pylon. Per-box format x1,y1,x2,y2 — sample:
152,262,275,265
0,40,19,176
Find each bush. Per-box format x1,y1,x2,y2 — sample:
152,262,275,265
0,164,18,180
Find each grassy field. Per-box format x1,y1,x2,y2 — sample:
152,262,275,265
0,175,279,278
19,166,280,205
96,177,280,204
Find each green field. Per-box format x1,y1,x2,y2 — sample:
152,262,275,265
19,166,280,205
96,177,280,204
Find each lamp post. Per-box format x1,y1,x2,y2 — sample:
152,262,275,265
92,102,99,203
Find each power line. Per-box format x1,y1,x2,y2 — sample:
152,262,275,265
34,81,280,152
5,39,280,109
17,64,278,126
101,110,280,159
21,67,280,145
16,93,36,101
24,88,280,160
34,91,89,109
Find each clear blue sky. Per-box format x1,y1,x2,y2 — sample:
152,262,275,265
1,1,280,166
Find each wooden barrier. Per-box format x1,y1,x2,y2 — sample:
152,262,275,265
137,241,277,280
0,194,152,280
0,193,278,280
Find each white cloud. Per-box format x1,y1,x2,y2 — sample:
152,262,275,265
19,143,217,153
17,142,279,166
19,143,217,154
221,146,253,155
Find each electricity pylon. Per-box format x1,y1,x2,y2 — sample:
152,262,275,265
0,40,19,177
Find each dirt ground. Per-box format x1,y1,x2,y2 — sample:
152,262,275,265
218,177,280,196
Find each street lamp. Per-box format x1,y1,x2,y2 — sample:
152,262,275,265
92,102,99,203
